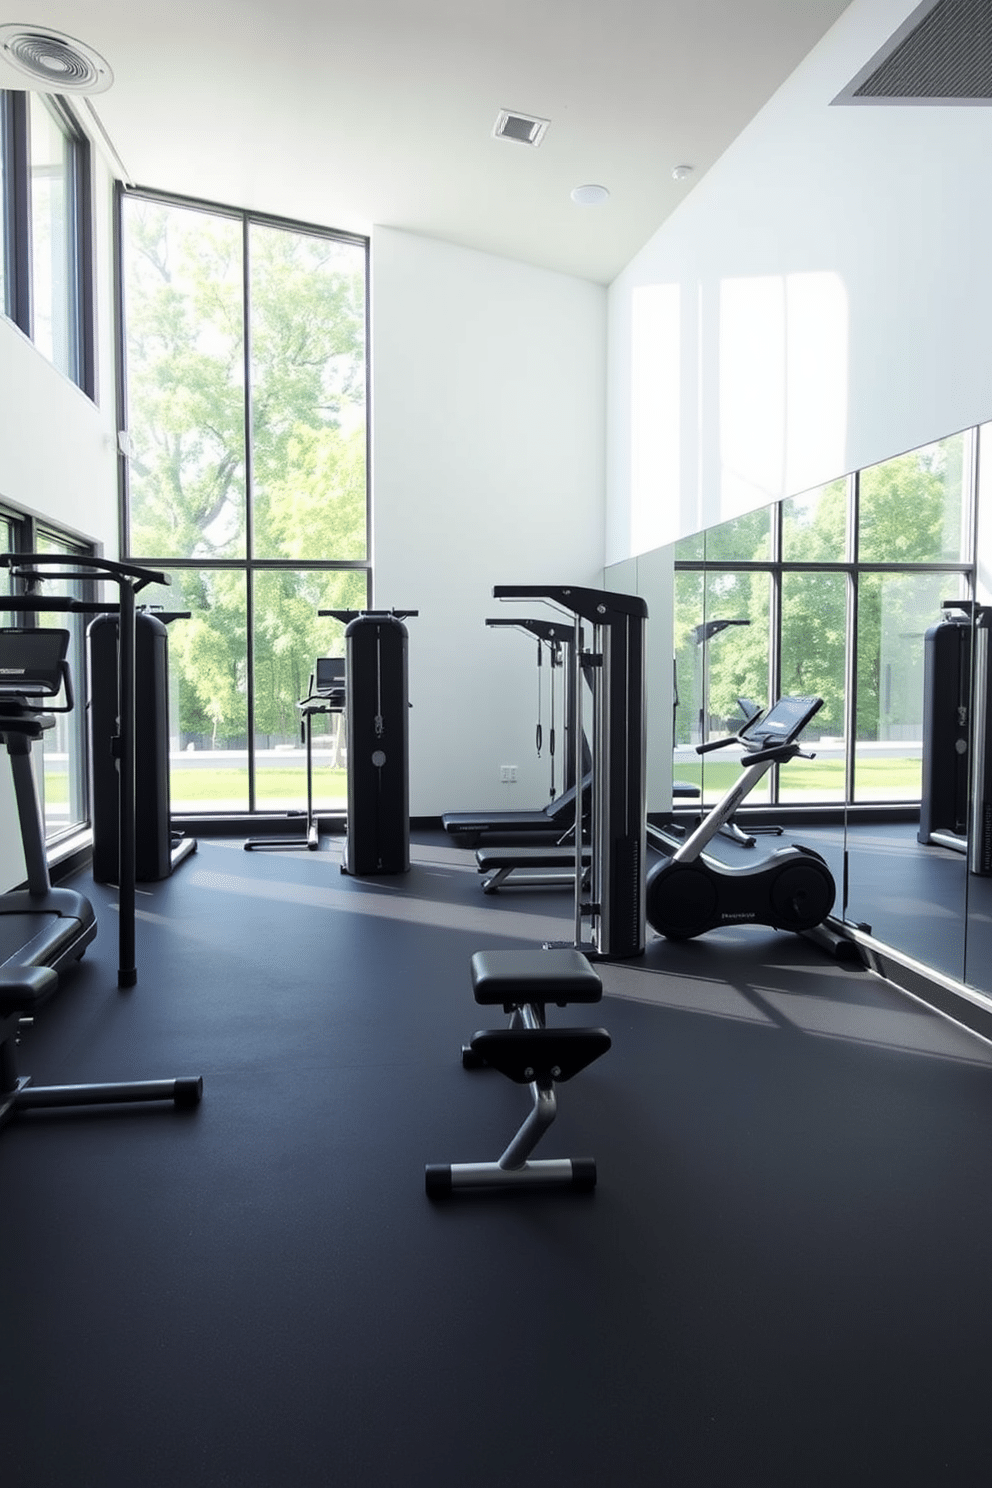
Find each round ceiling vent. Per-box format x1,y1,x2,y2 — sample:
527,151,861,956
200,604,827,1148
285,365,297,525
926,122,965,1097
0,25,113,94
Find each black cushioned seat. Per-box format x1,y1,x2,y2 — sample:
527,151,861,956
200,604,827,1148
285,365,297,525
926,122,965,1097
470,947,602,1007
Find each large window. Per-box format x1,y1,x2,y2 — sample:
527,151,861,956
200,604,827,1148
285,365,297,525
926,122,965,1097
674,431,976,810
0,91,92,391
119,190,369,816
1,506,94,844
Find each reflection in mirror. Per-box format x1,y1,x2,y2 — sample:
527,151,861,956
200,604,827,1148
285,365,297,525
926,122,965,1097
965,424,992,994
625,423,989,1000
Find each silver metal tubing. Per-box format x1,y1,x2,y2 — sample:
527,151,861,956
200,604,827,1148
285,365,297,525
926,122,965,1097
448,1158,577,1190
672,757,776,865
498,1078,557,1169
930,829,967,855
573,612,585,950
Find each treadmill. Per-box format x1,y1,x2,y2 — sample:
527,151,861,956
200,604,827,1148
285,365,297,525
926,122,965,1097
0,623,204,1128
0,628,96,975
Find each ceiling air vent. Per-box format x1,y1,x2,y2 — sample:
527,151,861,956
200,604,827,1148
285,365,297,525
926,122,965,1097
0,25,113,94
493,109,550,146
834,0,992,105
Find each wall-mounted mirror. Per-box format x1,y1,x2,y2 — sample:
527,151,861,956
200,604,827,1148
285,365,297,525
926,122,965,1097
608,422,992,998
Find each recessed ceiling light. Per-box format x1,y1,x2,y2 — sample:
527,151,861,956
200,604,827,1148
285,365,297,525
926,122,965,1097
0,24,113,93
671,164,694,181
571,184,610,206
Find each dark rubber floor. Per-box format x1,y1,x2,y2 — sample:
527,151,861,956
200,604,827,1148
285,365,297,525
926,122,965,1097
2,829,992,1487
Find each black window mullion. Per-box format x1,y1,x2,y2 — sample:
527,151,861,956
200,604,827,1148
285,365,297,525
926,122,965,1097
70,116,95,396
768,566,782,804
4,91,31,335
242,212,257,812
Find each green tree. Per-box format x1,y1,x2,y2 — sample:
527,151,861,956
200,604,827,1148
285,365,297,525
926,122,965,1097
121,198,368,748
673,438,968,753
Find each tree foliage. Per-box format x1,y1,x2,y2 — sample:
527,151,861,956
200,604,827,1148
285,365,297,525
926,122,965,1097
675,442,968,749
122,199,368,745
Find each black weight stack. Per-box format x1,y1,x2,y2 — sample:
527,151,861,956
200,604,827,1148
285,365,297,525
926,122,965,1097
88,610,173,883
343,612,410,875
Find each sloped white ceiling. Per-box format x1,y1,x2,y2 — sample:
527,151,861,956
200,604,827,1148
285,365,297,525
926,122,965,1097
1,0,854,282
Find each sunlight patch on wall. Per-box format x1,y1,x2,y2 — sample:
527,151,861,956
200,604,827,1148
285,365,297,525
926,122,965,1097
630,282,681,555
719,271,848,518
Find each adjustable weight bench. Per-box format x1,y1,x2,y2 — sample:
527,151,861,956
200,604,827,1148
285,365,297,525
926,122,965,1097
425,948,611,1196
475,843,592,893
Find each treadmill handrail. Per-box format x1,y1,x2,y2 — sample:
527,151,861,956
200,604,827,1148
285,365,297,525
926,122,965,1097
0,552,169,591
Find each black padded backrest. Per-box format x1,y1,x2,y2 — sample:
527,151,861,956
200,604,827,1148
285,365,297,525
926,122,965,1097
0,628,69,696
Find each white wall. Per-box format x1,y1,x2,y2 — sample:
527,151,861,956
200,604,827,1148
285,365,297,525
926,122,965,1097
606,0,992,565
0,129,120,891
371,227,607,816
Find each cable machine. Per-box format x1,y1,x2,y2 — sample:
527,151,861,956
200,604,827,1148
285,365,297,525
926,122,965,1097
484,616,583,801
319,607,418,875
492,584,648,960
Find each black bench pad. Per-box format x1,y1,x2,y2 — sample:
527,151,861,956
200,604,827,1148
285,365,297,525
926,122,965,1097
475,846,590,872
470,948,602,1006
468,1026,612,1083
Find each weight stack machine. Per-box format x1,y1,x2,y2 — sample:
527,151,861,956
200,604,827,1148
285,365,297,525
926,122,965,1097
493,584,648,960
918,600,992,875
325,609,416,876
88,610,196,883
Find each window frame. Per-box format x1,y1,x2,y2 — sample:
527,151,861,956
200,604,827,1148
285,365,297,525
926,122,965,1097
673,432,980,812
0,499,99,846
115,184,372,817
0,89,94,396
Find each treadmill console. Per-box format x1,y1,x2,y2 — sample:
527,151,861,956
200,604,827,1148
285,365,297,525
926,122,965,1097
315,655,346,706
742,695,822,751
0,628,70,698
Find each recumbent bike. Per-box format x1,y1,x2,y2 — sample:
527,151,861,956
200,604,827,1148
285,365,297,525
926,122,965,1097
646,694,836,941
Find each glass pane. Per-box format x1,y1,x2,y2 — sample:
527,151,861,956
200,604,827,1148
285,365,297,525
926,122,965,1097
32,532,90,838
122,199,246,560
703,506,771,562
781,476,848,562
249,224,367,562
703,571,770,730
779,571,847,802
854,573,968,802
673,570,771,805
137,569,249,812
252,569,367,811
29,94,76,379
859,434,969,562
674,531,704,562
673,570,704,750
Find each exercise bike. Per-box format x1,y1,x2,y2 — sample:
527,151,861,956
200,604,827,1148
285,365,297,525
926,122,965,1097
646,695,836,940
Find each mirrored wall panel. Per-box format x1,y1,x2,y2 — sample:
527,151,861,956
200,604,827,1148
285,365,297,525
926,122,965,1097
611,425,991,995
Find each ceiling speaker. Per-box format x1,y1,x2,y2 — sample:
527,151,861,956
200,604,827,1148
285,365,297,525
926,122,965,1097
0,25,113,94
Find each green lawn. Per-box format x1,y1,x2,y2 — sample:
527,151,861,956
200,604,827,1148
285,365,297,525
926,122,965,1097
172,766,348,807
45,758,924,814
676,755,922,801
